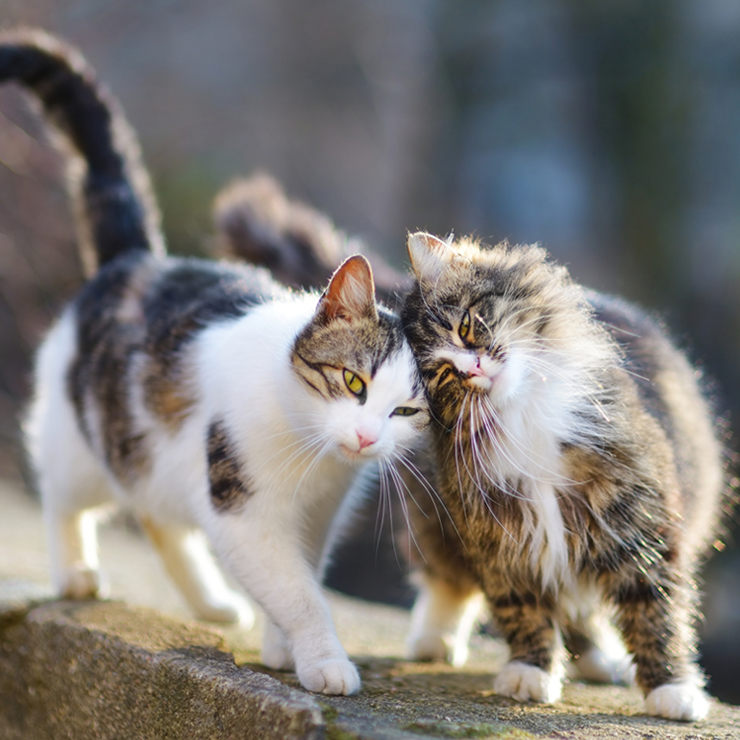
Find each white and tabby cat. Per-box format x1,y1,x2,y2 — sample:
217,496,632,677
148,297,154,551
3,29,429,695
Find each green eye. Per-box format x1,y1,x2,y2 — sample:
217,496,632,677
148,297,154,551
343,369,366,397
391,406,420,417
458,310,471,340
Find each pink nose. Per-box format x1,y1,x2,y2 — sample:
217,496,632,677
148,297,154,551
467,357,485,377
356,432,377,450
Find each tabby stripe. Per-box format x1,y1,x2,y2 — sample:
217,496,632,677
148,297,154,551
207,420,252,512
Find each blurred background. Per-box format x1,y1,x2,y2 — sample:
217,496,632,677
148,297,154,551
0,0,738,703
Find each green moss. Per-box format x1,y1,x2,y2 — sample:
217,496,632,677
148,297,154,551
325,726,361,740
320,702,361,740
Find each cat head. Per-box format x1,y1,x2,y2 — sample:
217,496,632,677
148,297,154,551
291,255,428,463
401,232,608,429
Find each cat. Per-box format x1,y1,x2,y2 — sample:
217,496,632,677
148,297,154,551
2,28,429,696
399,231,729,721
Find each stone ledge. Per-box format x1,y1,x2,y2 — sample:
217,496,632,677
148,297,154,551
0,593,324,740
2,584,740,740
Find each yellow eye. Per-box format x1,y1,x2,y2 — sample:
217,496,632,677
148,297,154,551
459,310,471,340
391,406,419,417
343,369,366,397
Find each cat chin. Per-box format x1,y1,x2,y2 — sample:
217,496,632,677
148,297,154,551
336,444,377,463
464,375,493,392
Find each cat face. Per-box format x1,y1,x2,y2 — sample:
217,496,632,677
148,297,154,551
291,255,428,463
401,232,586,429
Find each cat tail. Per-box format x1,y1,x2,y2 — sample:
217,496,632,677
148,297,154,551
0,27,165,275
212,173,410,306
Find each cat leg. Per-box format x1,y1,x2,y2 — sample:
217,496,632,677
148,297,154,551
44,506,103,599
608,568,709,721
141,519,254,626
404,479,482,666
489,587,565,703
33,418,110,599
406,571,483,666
261,619,294,671
564,607,634,685
207,514,360,695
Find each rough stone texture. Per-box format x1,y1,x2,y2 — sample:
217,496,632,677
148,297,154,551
2,480,740,739
0,598,324,740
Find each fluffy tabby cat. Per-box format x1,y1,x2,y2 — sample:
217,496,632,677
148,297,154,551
2,29,429,695
400,232,727,721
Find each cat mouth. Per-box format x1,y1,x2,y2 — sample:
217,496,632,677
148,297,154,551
464,374,493,392
338,444,373,460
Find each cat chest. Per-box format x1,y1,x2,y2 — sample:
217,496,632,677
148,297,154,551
436,460,578,589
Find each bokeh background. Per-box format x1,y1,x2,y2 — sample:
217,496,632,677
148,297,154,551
1,0,738,703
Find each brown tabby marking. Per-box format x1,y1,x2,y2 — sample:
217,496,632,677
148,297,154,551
207,419,252,512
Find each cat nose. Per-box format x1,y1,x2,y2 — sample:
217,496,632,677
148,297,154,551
467,357,485,377
356,432,377,450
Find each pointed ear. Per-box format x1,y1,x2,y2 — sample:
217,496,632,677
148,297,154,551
407,231,453,283
316,255,378,323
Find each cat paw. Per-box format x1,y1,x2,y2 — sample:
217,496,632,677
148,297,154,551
493,661,562,703
297,658,361,695
569,646,635,686
193,594,255,627
58,565,102,600
405,632,468,667
645,681,709,722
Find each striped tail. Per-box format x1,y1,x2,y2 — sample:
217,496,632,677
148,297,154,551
0,28,164,273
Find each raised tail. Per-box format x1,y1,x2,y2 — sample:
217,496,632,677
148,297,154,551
0,28,164,273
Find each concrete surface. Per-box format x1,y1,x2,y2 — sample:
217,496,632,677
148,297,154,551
1,479,739,739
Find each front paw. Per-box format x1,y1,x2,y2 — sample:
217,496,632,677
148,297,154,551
297,658,361,695
645,680,709,722
493,660,562,703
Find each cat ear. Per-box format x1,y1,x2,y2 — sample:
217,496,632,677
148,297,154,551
316,254,378,323
407,231,453,283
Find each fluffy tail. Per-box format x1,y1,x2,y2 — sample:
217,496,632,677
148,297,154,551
0,28,164,274
212,172,409,305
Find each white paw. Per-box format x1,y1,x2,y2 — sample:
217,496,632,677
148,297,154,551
645,680,709,722
58,565,101,599
193,594,255,628
570,646,635,686
262,627,294,671
297,658,361,695
405,632,468,667
493,661,562,703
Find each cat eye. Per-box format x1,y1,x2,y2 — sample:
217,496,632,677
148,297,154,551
390,406,420,417
458,310,471,341
343,369,366,397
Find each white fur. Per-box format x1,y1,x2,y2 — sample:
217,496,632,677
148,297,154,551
27,292,424,696
405,574,483,667
442,343,573,588
645,679,709,721
407,232,454,284
439,309,616,592
561,581,635,686
493,660,564,703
